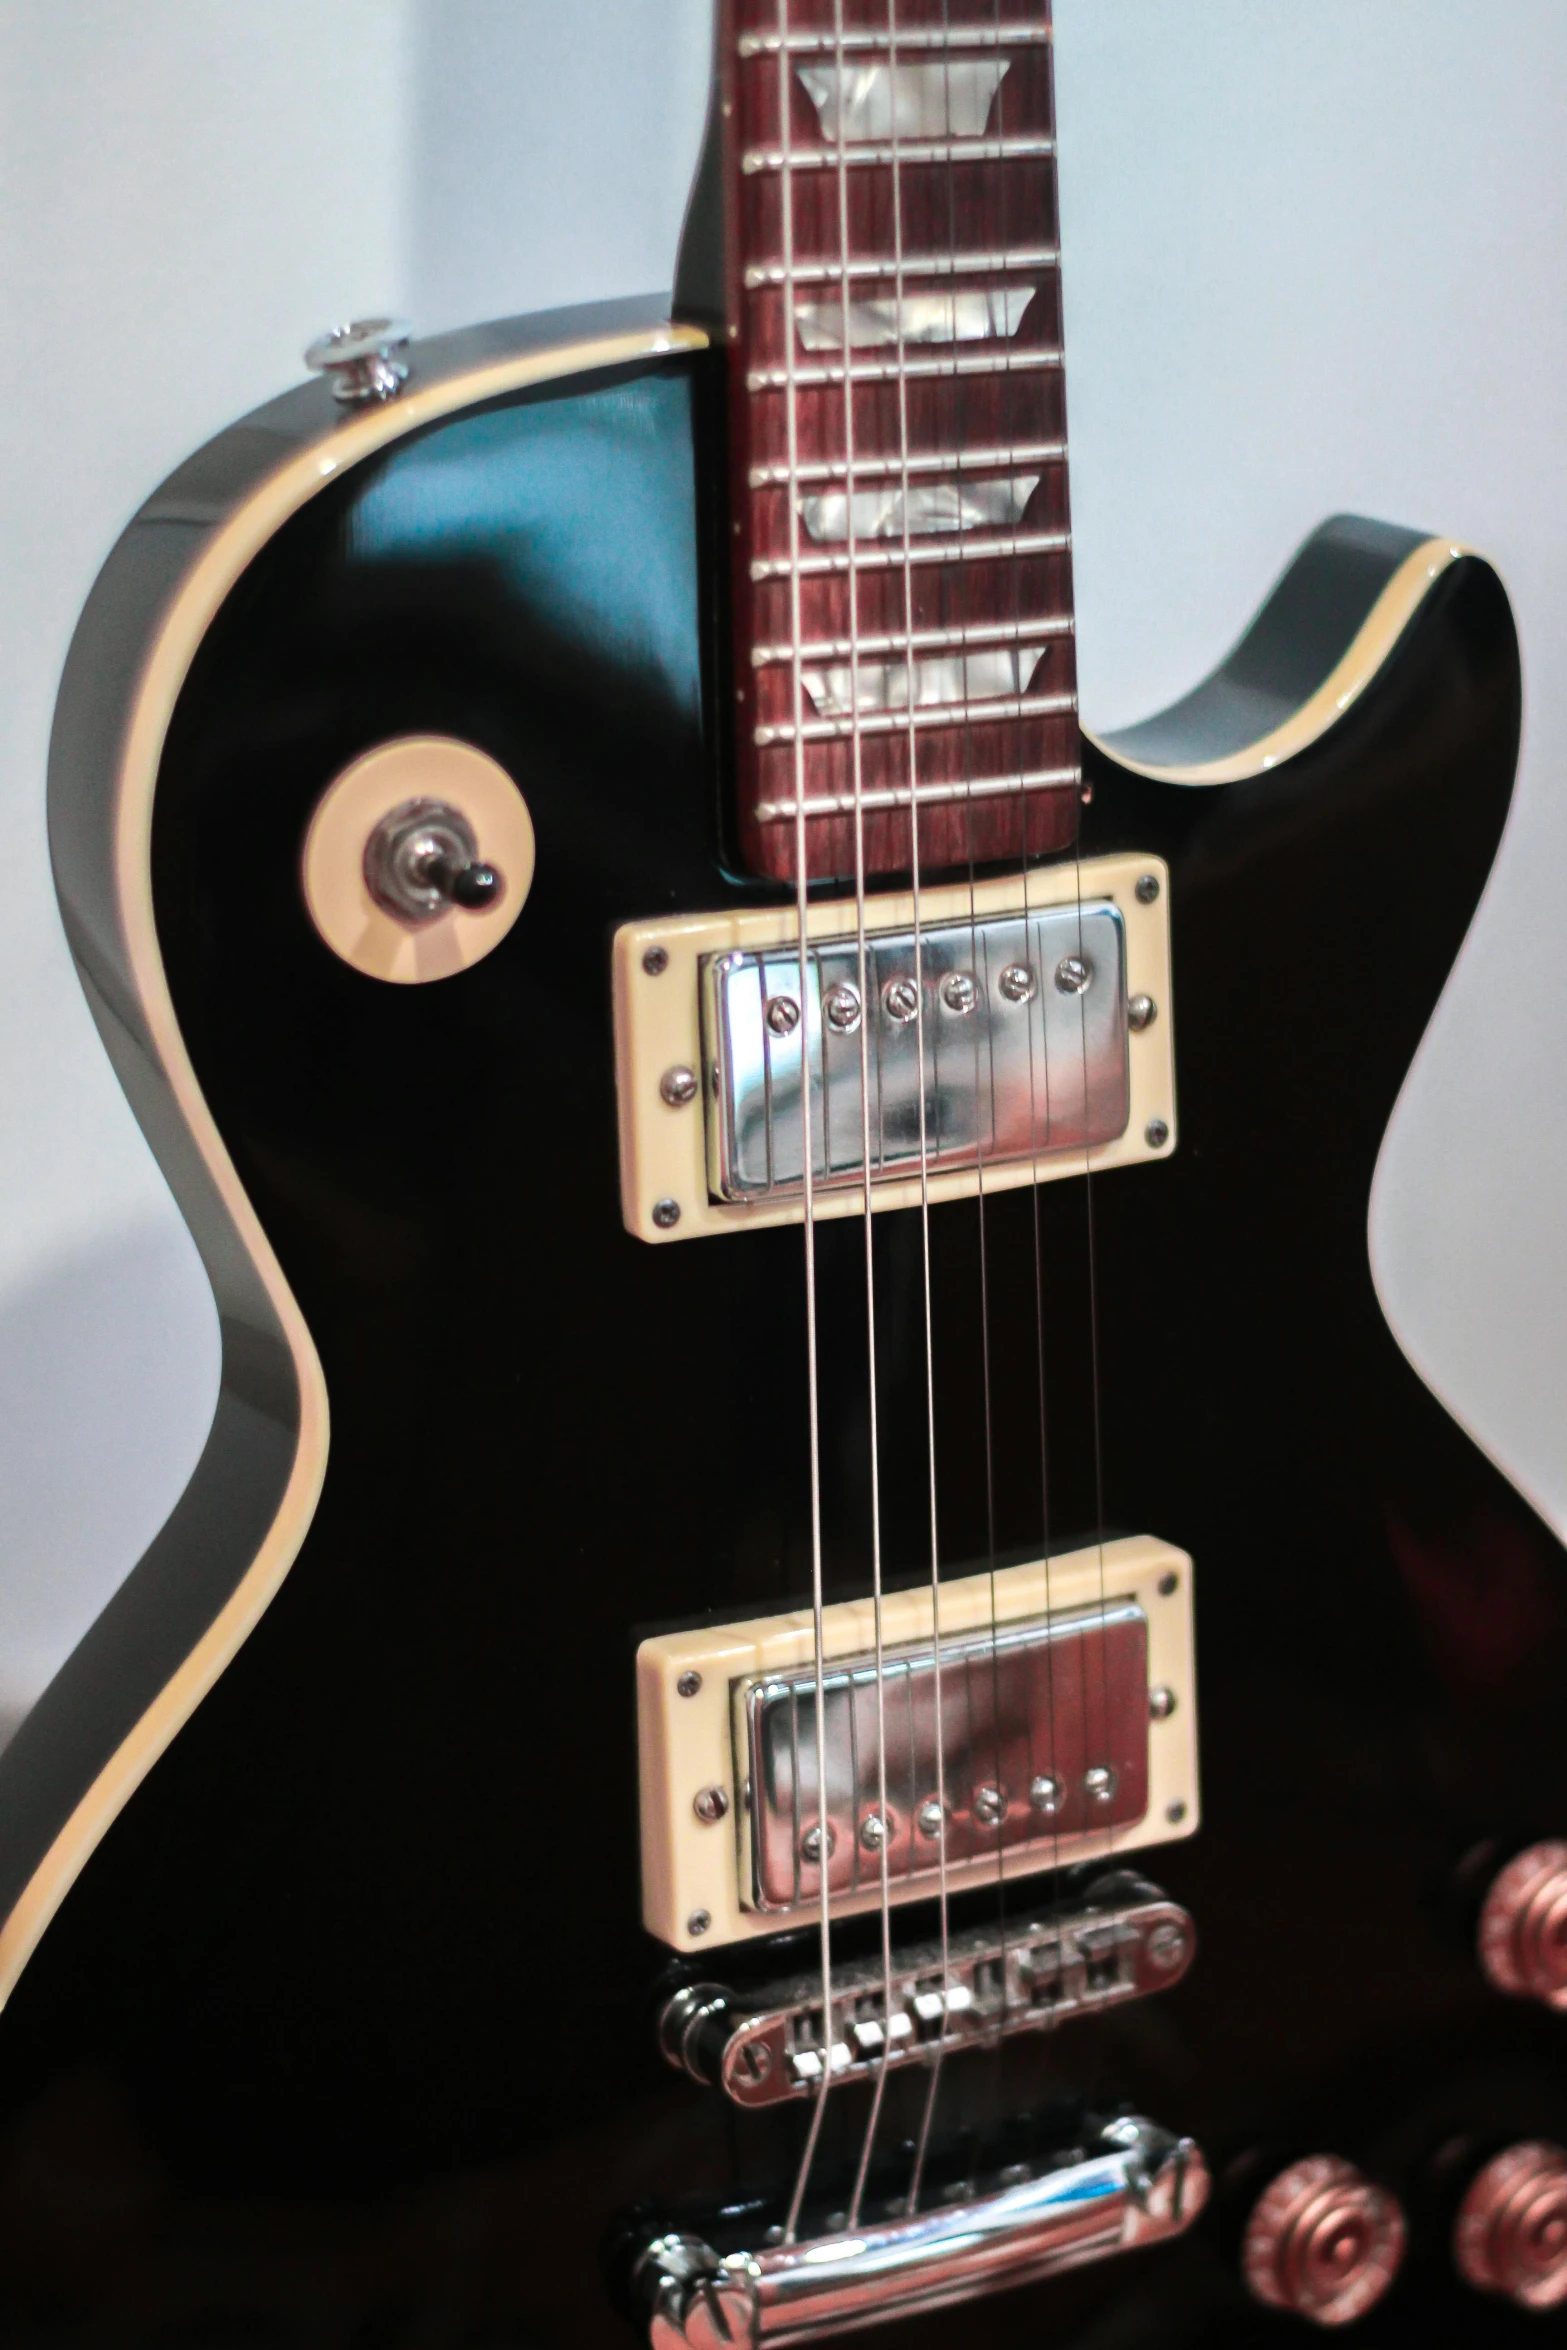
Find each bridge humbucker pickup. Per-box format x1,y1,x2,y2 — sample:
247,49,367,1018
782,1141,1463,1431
660,1872,1194,2107
637,1535,1199,1950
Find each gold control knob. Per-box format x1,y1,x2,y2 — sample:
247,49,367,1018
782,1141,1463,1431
1242,2156,1406,2327
1478,1841,1567,2007
1455,2142,1567,2309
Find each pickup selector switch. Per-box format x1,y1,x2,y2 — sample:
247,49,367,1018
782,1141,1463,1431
1242,2156,1406,2327
1478,1840,1567,2008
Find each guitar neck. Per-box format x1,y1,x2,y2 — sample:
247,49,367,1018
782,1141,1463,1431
708,0,1079,884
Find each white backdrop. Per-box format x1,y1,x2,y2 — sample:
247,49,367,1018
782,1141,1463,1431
1,0,1564,1721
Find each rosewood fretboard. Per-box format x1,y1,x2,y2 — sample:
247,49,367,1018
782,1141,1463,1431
713,0,1078,884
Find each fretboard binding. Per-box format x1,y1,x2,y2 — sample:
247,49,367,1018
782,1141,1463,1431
755,765,1081,823
751,527,1071,582
738,26,1053,57
747,247,1058,289
752,616,1076,669
742,135,1055,177
758,690,1078,748
750,441,1066,489
748,347,1063,392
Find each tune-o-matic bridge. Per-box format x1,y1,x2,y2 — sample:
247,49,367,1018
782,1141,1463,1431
614,854,1175,1244
660,1873,1194,2107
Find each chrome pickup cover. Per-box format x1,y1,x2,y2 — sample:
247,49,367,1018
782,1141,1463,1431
702,900,1128,1201
660,1873,1195,2108
744,1600,1149,1915
633,2118,1210,2347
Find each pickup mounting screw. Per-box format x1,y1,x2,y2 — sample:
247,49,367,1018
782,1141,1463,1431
824,983,862,1033
1029,1774,1063,1814
652,1199,681,1229
642,945,669,976
1055,955,1091,995
882,976,921,1024
765,995,801,1037
1135,873,1161,905
1158,1571,1179,1597
1145,1118,1170,1149
1085,1765,1119,1804
687,1910,712,1937
1128,993,1157,1031
677,1670,703,1698
693,1785,730,1825
998,963,1036,1004
660,1066,699,1107
1149,1684,1177,1720
1166,1799,1188,1824
973,1784,1007,1827
940,972,977,1015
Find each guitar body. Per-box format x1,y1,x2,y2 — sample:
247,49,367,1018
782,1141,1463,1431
15,301,1566,2342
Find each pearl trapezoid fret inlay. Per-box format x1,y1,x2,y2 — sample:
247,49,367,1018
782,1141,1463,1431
722,0,1076,884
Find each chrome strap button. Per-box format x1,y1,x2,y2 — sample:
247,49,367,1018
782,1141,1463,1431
1478,1840,1567,2007
1242,2155,1406,2327
1456,2141,1567,2309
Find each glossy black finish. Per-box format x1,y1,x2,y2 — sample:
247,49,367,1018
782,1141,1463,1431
21,347,1567,2347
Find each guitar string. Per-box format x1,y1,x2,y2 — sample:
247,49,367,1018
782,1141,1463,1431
887,0,956,2222
830,0,901,2240
776,0,837,2249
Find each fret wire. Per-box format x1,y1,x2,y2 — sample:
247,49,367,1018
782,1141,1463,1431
757,689,1078,747
747,346,1063,390
752,614,1074,666
749,439,1065,487
747,246,1058,288
755,766,1082,822
738,25,1052,55
750,527,1071,581
743,133,1054,175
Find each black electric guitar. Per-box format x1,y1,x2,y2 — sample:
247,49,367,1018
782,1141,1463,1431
13,4,1567,2342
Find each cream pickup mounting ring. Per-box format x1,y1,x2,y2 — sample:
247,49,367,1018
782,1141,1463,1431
637,1535,1198,1951
613,854,1175,1241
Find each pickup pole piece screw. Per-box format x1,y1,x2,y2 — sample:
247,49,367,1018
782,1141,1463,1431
765,995,801,1037
660,1066,699,1107
1128,993,1157,1031
687,1910,712,1937
652,1199,681,1229
1029,1774,1063,1815
800,1822,836,1864
1145,1118,1170,1149
998,963,1036,1004
1149,1685,1177,1720
1135,873,1161,905
882,976,921,1024
1055,954,1091,995
973,1784,1007,1828
642,944,669,976
677,1670,703,1699
940,972,977,1015
693,1786,730,1826
1085,1765,1118,1804
860,1810,893,1852
824,983,862,1033
917,1799,946,1839
304,317,410,403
